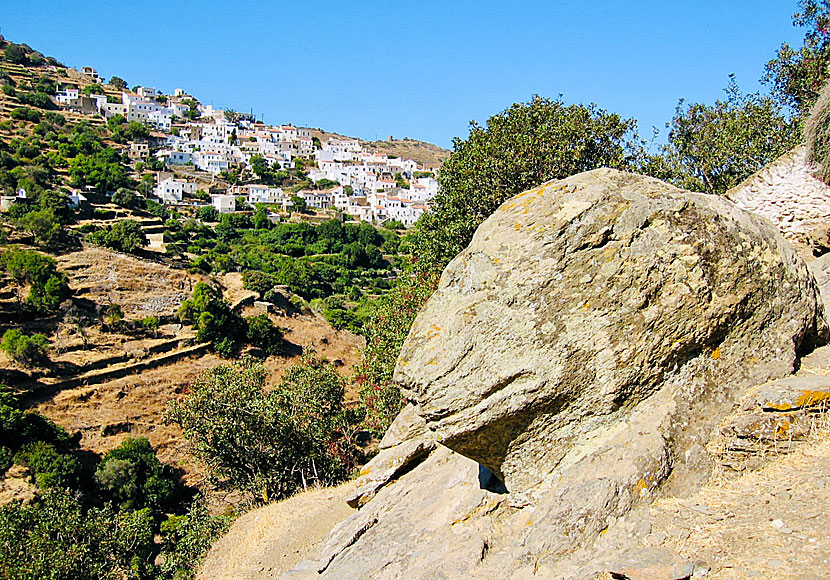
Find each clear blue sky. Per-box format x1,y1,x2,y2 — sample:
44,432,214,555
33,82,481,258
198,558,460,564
0,1,805,149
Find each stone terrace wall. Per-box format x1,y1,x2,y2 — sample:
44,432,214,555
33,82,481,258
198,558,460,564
727,145,830,245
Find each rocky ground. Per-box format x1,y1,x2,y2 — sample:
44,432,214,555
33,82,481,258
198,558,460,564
202,169,830,580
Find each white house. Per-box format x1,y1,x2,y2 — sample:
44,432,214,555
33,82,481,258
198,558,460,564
155,176,196,204
81,67,101,82
212,195,236,213
193,151,230,174
55,88,79,105
299,190,332,210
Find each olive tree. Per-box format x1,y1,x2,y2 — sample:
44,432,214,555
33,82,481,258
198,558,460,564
167,357,351,503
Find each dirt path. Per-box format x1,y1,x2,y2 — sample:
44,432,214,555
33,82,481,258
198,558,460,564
197,480,358,580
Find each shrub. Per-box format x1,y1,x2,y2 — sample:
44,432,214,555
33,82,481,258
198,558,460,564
245,314,283,355
0,490,156,580
95,437,178,511
14,441,80,490
89,219,148,253
1,329,50,367
9,107,41,123
168,357,353,502
196,205,218,222
158,497,230,580
178,283,247,356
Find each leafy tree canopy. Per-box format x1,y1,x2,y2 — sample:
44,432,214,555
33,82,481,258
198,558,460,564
410,95,641,271
168,357,353,503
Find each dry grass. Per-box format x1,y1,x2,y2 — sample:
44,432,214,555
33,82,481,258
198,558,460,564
804,80,830,185
13,245,365,487
197,480,358,580
650,410,830,579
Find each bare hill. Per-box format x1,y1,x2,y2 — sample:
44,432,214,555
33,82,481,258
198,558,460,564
310,129,449,168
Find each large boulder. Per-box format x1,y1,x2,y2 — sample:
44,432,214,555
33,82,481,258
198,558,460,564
396,168,827,491
282,169,828,579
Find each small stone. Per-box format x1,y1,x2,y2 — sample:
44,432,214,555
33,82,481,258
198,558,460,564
645,532,668,547
770,519,785,529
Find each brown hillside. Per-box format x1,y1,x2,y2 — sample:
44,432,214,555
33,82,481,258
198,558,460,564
310,129,449,168
0,245,363,489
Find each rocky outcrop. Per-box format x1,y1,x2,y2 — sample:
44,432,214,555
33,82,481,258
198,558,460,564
398,168,825,492
281,169,828,579
726,145,830,249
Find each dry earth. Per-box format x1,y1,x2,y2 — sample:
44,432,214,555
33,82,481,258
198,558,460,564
1,245,363,491
197,481,358,580
650,428,830,580
309,129,449,168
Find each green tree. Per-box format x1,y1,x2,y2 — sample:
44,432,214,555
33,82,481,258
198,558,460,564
14,441,80,490
765,0,830,114
158,497,229,580
197,205,219,222
1,329,50,367
178,283,247,355
0,247,70,312
0,490,156,580
245,314,283,356
16,208,63,248
660,77,801,194
410,95,640,270
111,187,139,208
168,357,352,502
250,154,271,179
290,195,308,213
109,76,127,89
354,270,439,432
91,219,148,253
95,437,178,511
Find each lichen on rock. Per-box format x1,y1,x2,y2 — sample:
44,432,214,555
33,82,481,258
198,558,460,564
397,168,827,492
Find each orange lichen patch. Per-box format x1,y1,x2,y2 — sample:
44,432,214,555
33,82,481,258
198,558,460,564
599,526,608,536
359,466,372,477
514,223,522,231
766,401,794,412
582,302,591,311
796,390,830,408
635,478,649,493
775,419,792,437
427,324,442,339
711,346,721,360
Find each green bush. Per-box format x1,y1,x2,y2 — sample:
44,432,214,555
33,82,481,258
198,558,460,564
168,357,354,502
158,498,230,580
0,490,156,580
14,441,80,490
178,283,247,356
1,329,50,367
0,248,70,313
245,314,283,355
88,219,148,253
95,437,178,511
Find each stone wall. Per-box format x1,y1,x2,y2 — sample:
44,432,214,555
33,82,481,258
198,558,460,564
727,145,830,245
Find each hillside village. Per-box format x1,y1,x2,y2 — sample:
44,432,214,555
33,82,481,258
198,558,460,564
51,69,441,226
5,2,830,577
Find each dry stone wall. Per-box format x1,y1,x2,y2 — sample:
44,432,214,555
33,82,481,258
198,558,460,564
727,145,830,246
